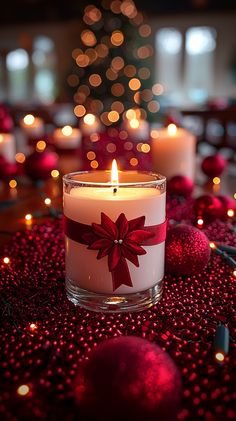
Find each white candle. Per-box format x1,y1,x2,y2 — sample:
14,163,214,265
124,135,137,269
125,118,150,141
152,124,196,180
0,133,15,163
54,126,82,150
80,113,102,136
20,114,44,139
64,163,166,298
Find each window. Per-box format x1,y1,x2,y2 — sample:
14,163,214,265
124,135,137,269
33,36,56,104
6,48,29,102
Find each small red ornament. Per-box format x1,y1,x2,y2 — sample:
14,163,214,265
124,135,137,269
165,224,210,276
0,104,13,133
194,194,223,221
168,175,194,197
201,154,227,177
217,195,236,218
0,155,17,179
24,150,58,180
75,336,182,421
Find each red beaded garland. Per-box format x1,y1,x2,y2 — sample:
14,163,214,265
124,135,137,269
0,197,235,421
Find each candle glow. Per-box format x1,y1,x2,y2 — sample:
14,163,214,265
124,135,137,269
84,113,96,125
23,114,35,126
167,124,177,136
111,159,119,185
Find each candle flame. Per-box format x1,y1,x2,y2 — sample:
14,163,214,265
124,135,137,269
111,159,119,184
23,114,35,126
167,123,177,136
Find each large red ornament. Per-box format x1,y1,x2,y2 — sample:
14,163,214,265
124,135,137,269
201,154,227,177
24,150,58,180
75,336,182,421
194,194,223,221
0,104,13,133
165,224,210,276
168,175,194,197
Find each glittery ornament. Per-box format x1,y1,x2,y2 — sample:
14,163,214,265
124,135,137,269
168,175,194,198
0,155,18,179
24,150,58,180
201,154,227,177
165,224,210,276
75,336,182,421
194,194,223,221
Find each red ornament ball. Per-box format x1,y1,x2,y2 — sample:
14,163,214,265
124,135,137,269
168,175,194,197
201,154,226,177
165,224,210,276
24,150,58,180
0,155,18,179
217,195,236,218
75,336,182,421
194,194,223,221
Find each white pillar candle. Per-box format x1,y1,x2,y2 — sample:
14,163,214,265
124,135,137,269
20,114,44,139
64,162,166,302
125,118,150,141
54,126,82,150
80,113,102,136
0,133,15,163
152,124,196,180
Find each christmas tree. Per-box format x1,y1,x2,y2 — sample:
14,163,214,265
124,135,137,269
68,0,161,126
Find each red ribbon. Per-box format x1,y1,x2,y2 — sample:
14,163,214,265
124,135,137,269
64,213,167,291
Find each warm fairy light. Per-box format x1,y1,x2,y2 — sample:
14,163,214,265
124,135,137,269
111,159,119,184
9,179,17,188
15,152,26,163
0,135,3,143
25,214,32,221
168,124,177,136
90,160,99,169
89,74,102,87
233,270,236,277
128,78,141,91
130,157,138,166
197,218,204,226
106,142,116,153
44,198,51,206
227,209,234,217
29,323,37,331
87,151,96,160
17,384,30,396
23,114,35,126
209,242,216,249
62,126,73,136
74,105,86,117
126,109,136,120
36,140,46,152
3,257,10,264
150,129,159,139
141,143,150,153
213,177,221,185
51,169,60,178
234,193,236,199
111,31,124,46
152,83,164,95
130,118,140,129
108,111,119,123
215,352,225,362
84,113,95,125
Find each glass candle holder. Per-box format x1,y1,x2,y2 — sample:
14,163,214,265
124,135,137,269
63,170,166,313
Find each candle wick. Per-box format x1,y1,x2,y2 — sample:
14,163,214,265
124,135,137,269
113,187,117,194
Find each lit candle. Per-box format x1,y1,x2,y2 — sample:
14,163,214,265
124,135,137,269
53,126,82,150
125,118,150,141
151,124,196,180
63,160,166,312
80,113,102,136
20,114,44,139
0,133,15,163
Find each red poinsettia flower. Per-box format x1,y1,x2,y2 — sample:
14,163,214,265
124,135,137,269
82,212,154,290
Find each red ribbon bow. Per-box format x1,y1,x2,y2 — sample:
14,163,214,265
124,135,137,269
64,213,167,291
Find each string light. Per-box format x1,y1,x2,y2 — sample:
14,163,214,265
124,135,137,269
197,218,204,227
29,323,37,331
213,177,221,185
215,352,225,362
23,114,35,125
3,257,10,264
233,270,236,277
25,214,32,222
51,170,60,179
15,152,26,163
84,114,95,125
227,209,234,217
209,242,216,249
9,179,17,189
17,385,30,396
36,140,46,152
44,198,52,206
